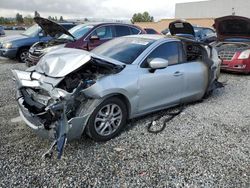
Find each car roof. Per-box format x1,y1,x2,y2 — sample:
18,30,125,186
77,22,139,27
124,34,179,41
124,34,202,44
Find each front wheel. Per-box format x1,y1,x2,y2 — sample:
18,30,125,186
18,48,29,63
86,97,128,142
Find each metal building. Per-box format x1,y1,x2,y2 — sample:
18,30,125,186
175,0,250,18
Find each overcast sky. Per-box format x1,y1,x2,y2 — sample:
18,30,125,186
0,0,205,20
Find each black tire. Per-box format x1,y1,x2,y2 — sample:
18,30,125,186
203,89,213,99
17,48,29,63
25,59,34,67
86,97,128,142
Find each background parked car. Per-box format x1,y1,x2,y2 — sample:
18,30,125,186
144,28,160,34
0,17,76,62
26,21,146,66
161,28,169,35
194,26,217,43
212,15,250,74
0,25,5,36
168,20,217,43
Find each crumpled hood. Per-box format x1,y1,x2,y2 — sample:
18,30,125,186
35,48,92,78
169,20,195,37
214,16,250,40
34,17,75,39
0,34,28,44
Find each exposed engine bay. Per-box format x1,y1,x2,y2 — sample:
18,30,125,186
58,58,123,92
33,38,71,50
215,42,249,60
13,56,123,159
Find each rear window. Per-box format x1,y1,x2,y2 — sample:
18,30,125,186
131,27,141,34
115,25,131,37
145,28,158,34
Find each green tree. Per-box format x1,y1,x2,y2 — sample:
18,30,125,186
16,13,24,24
131,11,154,23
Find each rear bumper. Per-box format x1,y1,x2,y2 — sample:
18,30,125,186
0,48,18,59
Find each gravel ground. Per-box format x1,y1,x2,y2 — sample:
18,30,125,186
0,57,249,187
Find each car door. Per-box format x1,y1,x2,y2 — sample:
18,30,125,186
87,25,114,50
137,41,184,113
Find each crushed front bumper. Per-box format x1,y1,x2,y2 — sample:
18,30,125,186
17,89,90,141
0,48,18,59
13,69,91,141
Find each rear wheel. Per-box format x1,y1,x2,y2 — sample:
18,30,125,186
18,48,29,63
86,97,127,141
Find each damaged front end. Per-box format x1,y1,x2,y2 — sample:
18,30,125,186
12,48,124,158
13,70,93,158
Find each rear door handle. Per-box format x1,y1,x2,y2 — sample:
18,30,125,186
173,71,183,76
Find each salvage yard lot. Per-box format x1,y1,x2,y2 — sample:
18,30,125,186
0,58,249,187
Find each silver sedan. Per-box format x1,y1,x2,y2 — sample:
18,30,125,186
13,35,221,143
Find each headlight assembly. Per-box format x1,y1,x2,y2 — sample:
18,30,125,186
238,49,250,60
3,42,13,49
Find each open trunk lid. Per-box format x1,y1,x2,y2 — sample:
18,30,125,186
169,20,195,37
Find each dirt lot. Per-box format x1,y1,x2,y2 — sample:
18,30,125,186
0,56,249,187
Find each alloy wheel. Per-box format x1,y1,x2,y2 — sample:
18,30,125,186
20,51,29,62
94,103,123,136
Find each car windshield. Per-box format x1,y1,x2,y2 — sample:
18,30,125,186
92,37,155,64
58,24,94,41
22,24,41,37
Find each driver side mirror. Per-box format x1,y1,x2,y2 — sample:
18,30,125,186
149,58,168,70
90,35,100,41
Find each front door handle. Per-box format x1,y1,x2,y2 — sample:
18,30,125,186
173,71,183,76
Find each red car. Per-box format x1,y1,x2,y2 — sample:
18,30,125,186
144,28,160,34
213,16,250,73
26,17,146,66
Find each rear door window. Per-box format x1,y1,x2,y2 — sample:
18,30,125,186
130,27,141,34
115,25,131,37
141,42,180,68
92,26,114,40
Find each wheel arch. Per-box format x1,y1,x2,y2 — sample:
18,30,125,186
102,93,132,118
17,46,31,53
